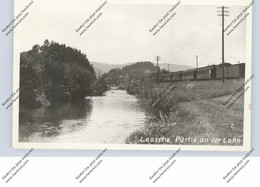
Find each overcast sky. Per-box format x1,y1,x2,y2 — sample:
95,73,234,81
16,0,248,67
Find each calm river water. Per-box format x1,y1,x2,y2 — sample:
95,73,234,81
19,90,146,144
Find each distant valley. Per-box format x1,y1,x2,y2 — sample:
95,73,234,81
90,61,193,74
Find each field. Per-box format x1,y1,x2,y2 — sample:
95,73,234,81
126,79,245,146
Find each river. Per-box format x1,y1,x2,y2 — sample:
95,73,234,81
19,90,146,144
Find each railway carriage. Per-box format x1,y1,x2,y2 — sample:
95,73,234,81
182,69,196,81
227,63,245,78
216,63,231,79
164,74,172,82
160,62,245,82
159,74,165,82
171,71,182,81
196,66,216,80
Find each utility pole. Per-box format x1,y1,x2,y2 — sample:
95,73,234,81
156,56,160,85
196,55,198,69
168,64,170,72
218,6,229,83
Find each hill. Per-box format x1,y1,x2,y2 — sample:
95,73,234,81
158,63,193,72
91,61,193,74
90,61,132,74
105,61,157,86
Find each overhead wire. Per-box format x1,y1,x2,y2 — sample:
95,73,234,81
202,26,220,65
171,20,223,59
226,35,239,64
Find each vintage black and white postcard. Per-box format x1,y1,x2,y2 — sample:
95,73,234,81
12,0,253,151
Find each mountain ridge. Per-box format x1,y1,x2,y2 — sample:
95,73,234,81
91,61,194,74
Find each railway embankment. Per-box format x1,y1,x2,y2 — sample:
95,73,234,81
126,79,245,145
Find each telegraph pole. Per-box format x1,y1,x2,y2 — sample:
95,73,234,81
218,6,229,83
168,64,170,72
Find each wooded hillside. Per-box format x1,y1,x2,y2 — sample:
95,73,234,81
20,40,107,108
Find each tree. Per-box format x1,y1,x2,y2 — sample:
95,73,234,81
20,40,105,108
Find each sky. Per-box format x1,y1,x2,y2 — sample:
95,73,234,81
15,0,249,67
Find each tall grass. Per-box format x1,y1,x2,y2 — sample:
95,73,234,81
126,79,245,145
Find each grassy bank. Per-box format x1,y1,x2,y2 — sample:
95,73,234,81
126,79,245,146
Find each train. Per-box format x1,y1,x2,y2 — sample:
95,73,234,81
160,63,245,82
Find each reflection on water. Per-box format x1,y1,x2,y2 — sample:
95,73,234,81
19,90,146,144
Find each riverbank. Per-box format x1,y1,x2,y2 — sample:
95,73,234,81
126,79,245,146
